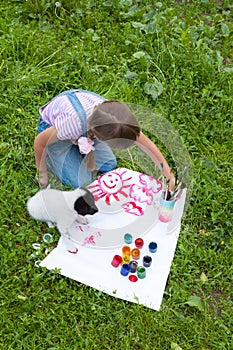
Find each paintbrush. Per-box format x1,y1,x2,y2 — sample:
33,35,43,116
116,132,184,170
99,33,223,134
170,182,186,201
160,163,166,198
169,165,188,201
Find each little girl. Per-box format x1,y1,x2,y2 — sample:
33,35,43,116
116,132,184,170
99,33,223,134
34,89,175,189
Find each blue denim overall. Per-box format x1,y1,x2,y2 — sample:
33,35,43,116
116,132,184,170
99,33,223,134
37,89,117,188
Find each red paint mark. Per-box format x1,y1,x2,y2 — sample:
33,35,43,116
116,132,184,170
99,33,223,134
122,201,144,216
129,275,138,282
68,248,78,254
103,180,117,189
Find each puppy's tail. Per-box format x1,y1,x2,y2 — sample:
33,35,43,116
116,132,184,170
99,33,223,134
26,196,36,219
26,192,43,220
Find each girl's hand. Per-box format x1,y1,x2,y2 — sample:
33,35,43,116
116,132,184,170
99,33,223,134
36,170,49,189
168,172,176,193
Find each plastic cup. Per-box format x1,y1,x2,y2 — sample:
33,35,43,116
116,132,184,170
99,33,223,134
111,255,122,267
129,275,138,282
124,233,133,244
137,266,146,279
143,255,152,267
122,255,130,265
122,245,131,256
32,243,40,250
135,238,144,249
120,264,131,276
148,242,157,253
129,260,138,273
158,197,176,223
131,248,140,260
43,233,53,243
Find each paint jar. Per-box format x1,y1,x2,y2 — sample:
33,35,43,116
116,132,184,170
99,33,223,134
111,255,122,267
122,245,131,256
131,248,140,260
148,242,157,253
32,243,41,250
158,197,176,223
43,233,53,243
129,275,138,282
129,260,138,273
135,238,144,249
124,233,133,244
137,266,146,279
120,264,131,276
143,255,152,267
122,255,130,265
34,260,41,268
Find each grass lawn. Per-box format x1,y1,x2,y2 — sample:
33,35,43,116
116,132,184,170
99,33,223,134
0,1,232,349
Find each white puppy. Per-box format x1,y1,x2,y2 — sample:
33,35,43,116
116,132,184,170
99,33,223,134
27,187,98,253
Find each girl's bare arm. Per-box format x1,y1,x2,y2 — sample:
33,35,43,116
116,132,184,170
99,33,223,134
135,131,175,190
34,126,58,187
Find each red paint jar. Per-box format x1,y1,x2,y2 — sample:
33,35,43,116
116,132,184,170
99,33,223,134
111,255,122,267
135,238,144,249
129,275,138,282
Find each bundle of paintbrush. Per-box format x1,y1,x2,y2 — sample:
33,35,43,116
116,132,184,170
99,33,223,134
161,177,172,201
161,164,188,201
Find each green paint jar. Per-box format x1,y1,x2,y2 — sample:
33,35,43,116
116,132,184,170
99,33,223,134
137,266,146,279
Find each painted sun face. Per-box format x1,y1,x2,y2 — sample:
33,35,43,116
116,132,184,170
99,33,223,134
88,169,132,205
99,173,123,194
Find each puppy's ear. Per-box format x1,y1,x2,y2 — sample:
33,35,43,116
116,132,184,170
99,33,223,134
74,189,98,216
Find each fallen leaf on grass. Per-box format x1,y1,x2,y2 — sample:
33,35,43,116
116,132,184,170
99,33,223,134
171,342,183,350
200,272,208,282
184,295,205,312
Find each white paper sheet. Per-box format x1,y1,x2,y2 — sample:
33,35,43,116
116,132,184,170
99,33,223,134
40,168,186,310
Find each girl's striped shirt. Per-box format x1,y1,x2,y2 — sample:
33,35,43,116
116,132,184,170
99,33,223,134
39,91,105,144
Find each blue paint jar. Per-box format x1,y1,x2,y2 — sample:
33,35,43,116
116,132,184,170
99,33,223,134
148,242,157,253
120,264,131,276
143,255,152,267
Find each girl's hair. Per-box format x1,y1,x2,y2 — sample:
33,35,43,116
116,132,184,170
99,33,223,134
84,100,140,171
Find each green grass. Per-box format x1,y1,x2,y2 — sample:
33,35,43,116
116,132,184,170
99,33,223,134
0,1,232,349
